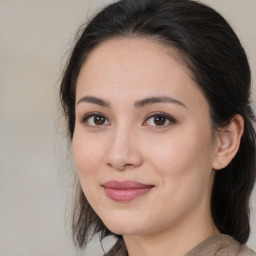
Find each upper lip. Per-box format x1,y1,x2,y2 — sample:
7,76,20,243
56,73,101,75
102,180,154,189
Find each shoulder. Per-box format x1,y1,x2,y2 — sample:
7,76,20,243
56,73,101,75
186,234,256,256
239,244,256,256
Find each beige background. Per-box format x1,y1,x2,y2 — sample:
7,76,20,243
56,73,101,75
0,0,255,255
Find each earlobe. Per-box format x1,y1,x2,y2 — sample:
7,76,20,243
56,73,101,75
212,114,244,170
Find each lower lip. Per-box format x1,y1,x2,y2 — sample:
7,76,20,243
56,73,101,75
104,187,153,202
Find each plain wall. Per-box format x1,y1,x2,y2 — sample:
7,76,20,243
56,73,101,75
0,0,255,255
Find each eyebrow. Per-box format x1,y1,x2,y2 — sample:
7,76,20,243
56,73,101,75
134,96,187,108
77,95,186,108
77,96,111,107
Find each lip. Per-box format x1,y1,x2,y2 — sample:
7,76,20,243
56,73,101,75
102,180,154,202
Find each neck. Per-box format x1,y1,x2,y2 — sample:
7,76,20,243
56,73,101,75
123,198,220,256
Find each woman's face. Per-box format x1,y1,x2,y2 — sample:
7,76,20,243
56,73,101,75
72,37,218,236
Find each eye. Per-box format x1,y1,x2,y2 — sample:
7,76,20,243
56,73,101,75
81,112,110,127
143,112,176,128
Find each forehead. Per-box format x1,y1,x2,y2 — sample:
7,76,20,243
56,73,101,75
76,37,208,111
78,37,188,87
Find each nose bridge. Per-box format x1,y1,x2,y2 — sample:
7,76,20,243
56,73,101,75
105,121,142,170
109,121,135,157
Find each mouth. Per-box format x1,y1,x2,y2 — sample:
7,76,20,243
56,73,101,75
102,180,155,202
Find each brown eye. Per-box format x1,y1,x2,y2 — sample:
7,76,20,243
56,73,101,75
82,113,110,126
94,115,106,125
143,112,176,128
153,116,166,126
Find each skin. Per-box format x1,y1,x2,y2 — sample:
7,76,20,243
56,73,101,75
72,37,244,256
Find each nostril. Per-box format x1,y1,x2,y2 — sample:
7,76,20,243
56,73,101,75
124,163,133,167
107,162,134,171
104,144,143,170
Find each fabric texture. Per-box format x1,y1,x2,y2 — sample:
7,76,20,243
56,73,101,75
104,234,256,256
186,234,256,256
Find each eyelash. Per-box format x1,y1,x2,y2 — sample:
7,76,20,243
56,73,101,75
80,112,110,127
143,112,177,128
80,111,177,128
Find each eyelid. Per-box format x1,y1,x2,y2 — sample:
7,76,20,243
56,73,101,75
144,111,175,121
79,111,176,128
80,112,110,126
143,112,177,127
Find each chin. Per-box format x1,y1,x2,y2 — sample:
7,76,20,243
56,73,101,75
102,215,138,234
104,222,144,236
98,210,155,236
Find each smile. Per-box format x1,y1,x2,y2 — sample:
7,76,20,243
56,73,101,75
102,180,154,202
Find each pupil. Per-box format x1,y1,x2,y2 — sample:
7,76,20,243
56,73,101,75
94,116,105,125
154,116,166,126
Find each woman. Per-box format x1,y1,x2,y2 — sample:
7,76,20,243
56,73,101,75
60,0,256,255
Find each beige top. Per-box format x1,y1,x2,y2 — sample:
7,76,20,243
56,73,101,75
186,234,256,256
106,234,256,256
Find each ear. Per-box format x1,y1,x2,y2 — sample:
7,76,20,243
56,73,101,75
212,114,244,170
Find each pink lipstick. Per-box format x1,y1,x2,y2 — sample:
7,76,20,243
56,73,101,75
102,180,154,202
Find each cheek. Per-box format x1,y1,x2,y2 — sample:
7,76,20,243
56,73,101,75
142,127,214,224
145,123,215,195
72,129,105,209
148,131,212,170
72,128,105,191
73,127,103,169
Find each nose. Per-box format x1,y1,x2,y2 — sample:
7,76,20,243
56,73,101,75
104,126,143,171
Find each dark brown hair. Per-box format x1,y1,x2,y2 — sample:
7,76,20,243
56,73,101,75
60,0,256,252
